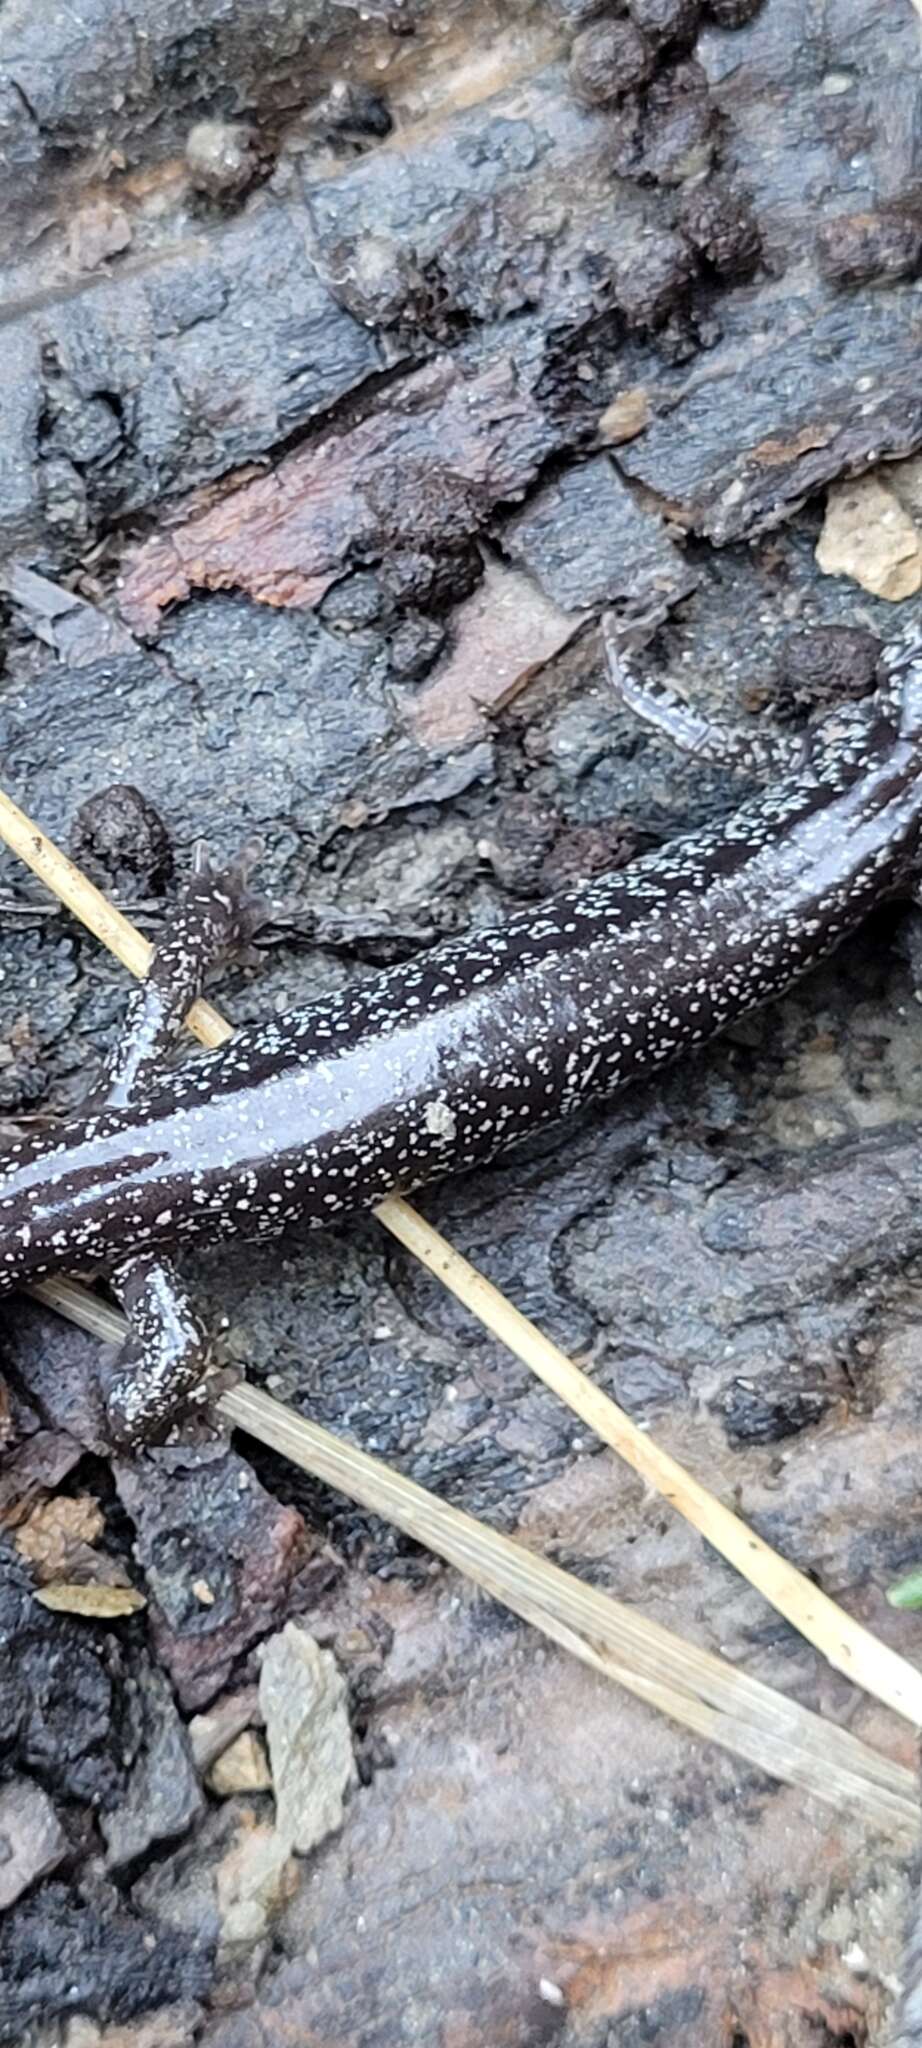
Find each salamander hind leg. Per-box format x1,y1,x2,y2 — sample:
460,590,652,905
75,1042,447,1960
102,844,266,1109
600,613,802,779
101,1254,212,1448
94,846,264,1445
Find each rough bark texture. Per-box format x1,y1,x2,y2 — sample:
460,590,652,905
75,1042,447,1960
1,0,921,2042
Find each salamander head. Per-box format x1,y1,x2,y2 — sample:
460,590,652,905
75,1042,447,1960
808,637,922,767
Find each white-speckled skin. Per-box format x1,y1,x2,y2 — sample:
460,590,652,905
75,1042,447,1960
3,672,922,1298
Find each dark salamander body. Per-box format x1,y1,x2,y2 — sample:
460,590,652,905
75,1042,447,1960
3,663,922,1299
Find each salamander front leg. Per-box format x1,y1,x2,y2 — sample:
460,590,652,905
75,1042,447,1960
101,1254,210,1448
600,614,803,779
103,848,263,1108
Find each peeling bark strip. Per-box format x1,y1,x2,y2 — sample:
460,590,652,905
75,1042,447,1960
117,356,557,635
617,297,922,542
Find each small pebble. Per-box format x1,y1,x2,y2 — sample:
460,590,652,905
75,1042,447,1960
614,229,695,332
570,18,654,103
816,205,922,289
71,783,174,895
186,120,262,199
597,386,651,444
628,0,701,51
816,475,922,601
680,177,762,278
207,1730,273,1797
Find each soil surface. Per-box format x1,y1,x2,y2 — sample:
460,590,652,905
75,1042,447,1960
1,0,922,2043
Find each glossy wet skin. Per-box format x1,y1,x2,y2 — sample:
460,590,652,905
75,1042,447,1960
3,676,922,1299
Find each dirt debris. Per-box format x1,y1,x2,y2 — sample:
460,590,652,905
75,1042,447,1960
628,0,702,51
213,1812,299,1961
0,0,496,239
65,201,133,277
540,814,644,890
132,1798,297,1973
597,384,652,444
679,174,762,278
0,1533,132,1810
0,1878,213,2043
612,55,719,187
706,0,763,21
184,121,265,202
768,625,882,723
34,2009,206,2048
70,786,175,898
14,1493,104,1581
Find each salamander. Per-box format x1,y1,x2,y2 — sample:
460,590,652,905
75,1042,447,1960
2,624,922,1445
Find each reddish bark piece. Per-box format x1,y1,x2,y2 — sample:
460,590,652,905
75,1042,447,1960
117,357,555,637
730,1956,877,2047
409,561,580,750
